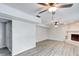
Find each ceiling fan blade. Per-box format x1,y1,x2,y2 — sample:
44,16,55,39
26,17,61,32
38,3,48,6
39,9,48,14
57,4,73,8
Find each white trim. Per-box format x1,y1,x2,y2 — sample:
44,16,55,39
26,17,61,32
48,38,65,41
12,45,36,56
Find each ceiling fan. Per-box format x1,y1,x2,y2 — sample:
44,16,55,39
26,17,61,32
36,3,73,17
36,3,73,27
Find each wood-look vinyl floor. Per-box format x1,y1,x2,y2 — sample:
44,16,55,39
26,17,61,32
16,40,79,56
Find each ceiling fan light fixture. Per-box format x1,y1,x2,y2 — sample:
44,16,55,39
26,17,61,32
54,25,58,28
48,7,57,12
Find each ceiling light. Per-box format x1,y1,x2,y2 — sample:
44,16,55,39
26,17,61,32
48,7,57,12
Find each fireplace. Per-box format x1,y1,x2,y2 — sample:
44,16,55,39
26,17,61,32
65,31,79,46
71,34,79,42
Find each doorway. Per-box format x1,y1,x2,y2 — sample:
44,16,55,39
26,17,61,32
0,18,12,56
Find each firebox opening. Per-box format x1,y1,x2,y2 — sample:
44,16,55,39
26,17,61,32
71,34,79,42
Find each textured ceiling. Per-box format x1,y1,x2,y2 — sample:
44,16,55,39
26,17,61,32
4,3,79,25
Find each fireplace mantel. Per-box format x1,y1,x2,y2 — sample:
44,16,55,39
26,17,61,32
67,31,79,32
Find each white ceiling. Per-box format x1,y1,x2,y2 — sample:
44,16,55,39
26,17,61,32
4,3,79,25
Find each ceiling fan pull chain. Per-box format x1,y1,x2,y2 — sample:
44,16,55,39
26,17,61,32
52,11,55,15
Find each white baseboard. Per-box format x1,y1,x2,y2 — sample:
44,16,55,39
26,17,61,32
12,45,36,56
0,45,6,49
47,38,65,41
36,39,47,43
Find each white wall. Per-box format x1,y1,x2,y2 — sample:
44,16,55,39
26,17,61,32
68,23,79,31
12,20,36,55
48,25,67,41
36,26,48,42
